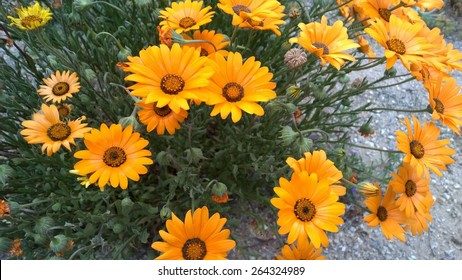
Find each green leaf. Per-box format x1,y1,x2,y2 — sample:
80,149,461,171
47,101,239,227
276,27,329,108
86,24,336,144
0,164,14,185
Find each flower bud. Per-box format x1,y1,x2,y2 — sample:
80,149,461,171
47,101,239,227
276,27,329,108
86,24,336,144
117,46,132,62
73,0,94,11
279,126,299,146
211,182,228,197
118,115,140,131
284,48,307,69
357,182,380,197
160,206,172,220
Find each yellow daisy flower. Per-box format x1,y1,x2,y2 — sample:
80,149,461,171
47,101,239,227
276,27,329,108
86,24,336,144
152,206,236,259
425,75,462,135
37,70,81,103
363,185,410,242
404,195,434,236
396,115,455,177
206,52,276,123
73,123,153,190
159,0,214,34
217,0,283,27
271,171,345,247
136,100,188,135
289,16,359,70
124,43,213,114
7,1,52,30
20,104,90,156
286,150,346,196
237,3,286,36
365,15,433,70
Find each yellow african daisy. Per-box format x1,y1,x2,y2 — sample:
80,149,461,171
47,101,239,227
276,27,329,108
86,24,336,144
425,75,462,135
276,239,326,260
182,29,230,57
124,43,214,113
363,185,410,242
136,100,188,135
152,206,236,260
20,104,90,156
404,195,434,236
271,171,345,248
217,0,283,27
389,163,432,217
37,70,80,103
7,1,52,30
365,15,433,70
73,123,153,190
237,3,286,36
159,0,214,34
396,115,455,177
205,52,276,123
289,16,359,70
286,150,346,196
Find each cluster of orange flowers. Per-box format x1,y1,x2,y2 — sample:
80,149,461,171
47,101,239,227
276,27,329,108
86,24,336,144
335,0,460,242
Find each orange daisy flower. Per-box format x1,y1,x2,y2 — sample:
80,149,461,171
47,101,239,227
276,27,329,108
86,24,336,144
363,185,410,242
276,239,326,260
205,52,276,123
425,75,462,134
217,0,283,27
289,16,359,70
152,206,236,259
271,171,345,247
37,70,80,103
136,100,188,135
182,29,229,58
73,124,153,190
365,15,433,70
20,104,90,156
124,43,214,113
389,163,432,217
286,150,346,196
396,115,455,177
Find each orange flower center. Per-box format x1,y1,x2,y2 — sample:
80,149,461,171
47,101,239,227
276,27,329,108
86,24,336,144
433,98,445,114
179,17,196,29
378,8,391,22
294,198,316,222
153,104,172,117
21,15,42,28
405,180,417,197
182,238,207,260
57,104,71,118
47,123,71,141
232,4,251,14
160,74,185,95
410,140,425,159
312,42,329,55
377,206,388,221
103,147,127,167
52,82,70,96
386,38,406,55
222,82,244,102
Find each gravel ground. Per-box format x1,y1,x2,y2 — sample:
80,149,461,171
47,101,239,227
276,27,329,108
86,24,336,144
230,24,462,261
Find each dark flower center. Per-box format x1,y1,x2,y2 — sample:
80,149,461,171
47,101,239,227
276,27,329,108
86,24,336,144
182,238,207,260
386,38,406,55
410,140,425,159
153,104,172,117
179,17,196,29
52,82,70,96
47,123,71,141
103,147,127,167
378,8,391,22
232,4,251,14
405,180,417,197
312,42,329,55
377,206,388,221
294,198,316,222
222,82,244,102
433,98,445,114
160,74,185,95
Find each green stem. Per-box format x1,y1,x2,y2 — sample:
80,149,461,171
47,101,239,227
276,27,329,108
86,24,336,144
363,107,428,113
95,32,125,51
87,1,125,14
229,26,239,51
340,142,401,154
368,77,416,90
